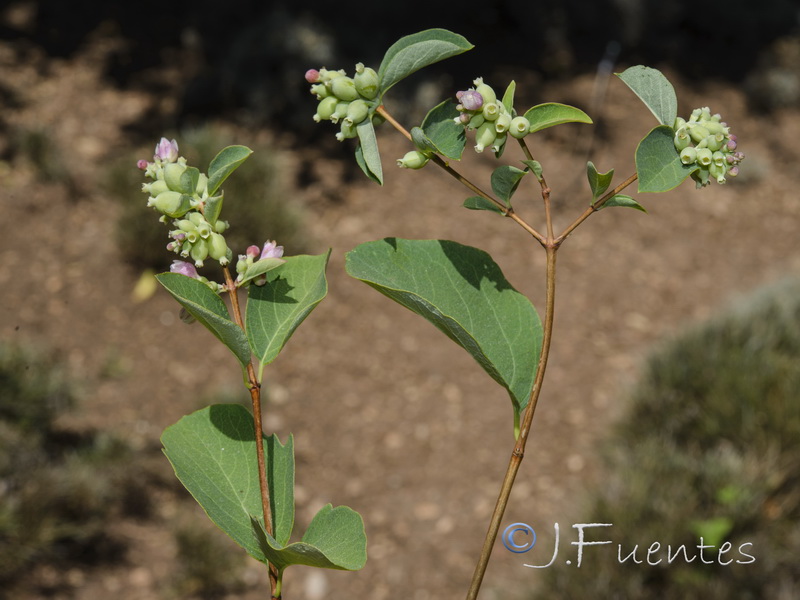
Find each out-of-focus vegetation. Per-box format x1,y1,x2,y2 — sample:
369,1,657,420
534,277,800,599
0,342,149,586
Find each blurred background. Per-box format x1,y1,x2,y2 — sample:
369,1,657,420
1,1,799,598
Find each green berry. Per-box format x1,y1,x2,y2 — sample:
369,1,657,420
164,162,187,191
354,63,379,99
509,116,531,139
331,76,360,102
396,150,430,169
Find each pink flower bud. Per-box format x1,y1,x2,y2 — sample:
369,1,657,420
260,241,284,259
137,159,149,170
154,138,179,162
458,90,483,111
170,260,198,278
246,245,261,259
305,69,320,83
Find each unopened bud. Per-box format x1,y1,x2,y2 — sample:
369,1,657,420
331,77,360,102
164,162,187,191
396,150,430,169
354,64,379,99
208,232,229,264
154,138,179,163
474,122,497,153
305,69,320,83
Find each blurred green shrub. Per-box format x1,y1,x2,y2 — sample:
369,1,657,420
534,277,800,599
106,125,310,273
0,342,147,585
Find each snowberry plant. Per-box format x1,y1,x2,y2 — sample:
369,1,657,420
141,28,744,600
306,28,743,600
138,140,366,600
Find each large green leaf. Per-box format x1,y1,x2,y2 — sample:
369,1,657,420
616,66,677,127
355,119,383,185
207,145,253,195
161,404,295,561
420,100,466,160
156,273,251,367
345,239,542,425
246,253,329,378
524,103,592,133
378,29,473,98
636,125,698,192
252,503,367,572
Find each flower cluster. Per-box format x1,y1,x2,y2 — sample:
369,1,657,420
673,108,744,187
307,63,379,141
138,138,231,269
454,78,531,153
235,241,285,286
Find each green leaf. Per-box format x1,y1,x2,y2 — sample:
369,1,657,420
378,29,473,98
411,127,438,156
420,101,466,160
161,404,295,561
355,119,383,185
252,503,367,572
179,166,200,195
636,125,698,192
602,194,647,212
463,196,505,214
616,66,678,127
522,159,543,181
587,161,614,201
345,239,542,424
155,273,251,367
207,145,253,196
524,103,593,133
501,81,516,115
246,253,330,377
491,165,527,204
204,194,224,226
239,258,287,287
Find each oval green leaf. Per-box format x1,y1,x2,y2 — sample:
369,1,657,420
636,125,698,192
420,101,466,160
207,145,253,196
602,194,647,212
345,238,542,425
161,404,295,561
491,165,527,204
239,257,286,287
378,29,473,98
155,273,251,367
245,253,330,377
587,161,614,201
524,102,593,133
463,196,505,214
355,119,383,185
616,66,678,127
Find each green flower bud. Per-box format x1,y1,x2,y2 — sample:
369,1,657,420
712,151,726,167
709,161,727,184
696,148,713,167
314,96,338,122
208,232,229,264
482,102,501,121
344,99,369,126
396,150,430,169
492,132,507,154
689,125,710,144
703,120,725,135
213,220,229,234
673,117,687,130
494,113,511,133
196,219,211,239
143,179,170,197
164,162,187,192
509,116,531,139
311,84,329,99
466,114,485,131
680,147,697,165
191,238,209,267
336,121,357,141
473,78,496,105
354,63,379,99
149,191,187,217
674,128,691,151
330,101,350,124
177,219,195,232
331,76,360,102
188,212,205,226
474,122,497,153
705,134,724,152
